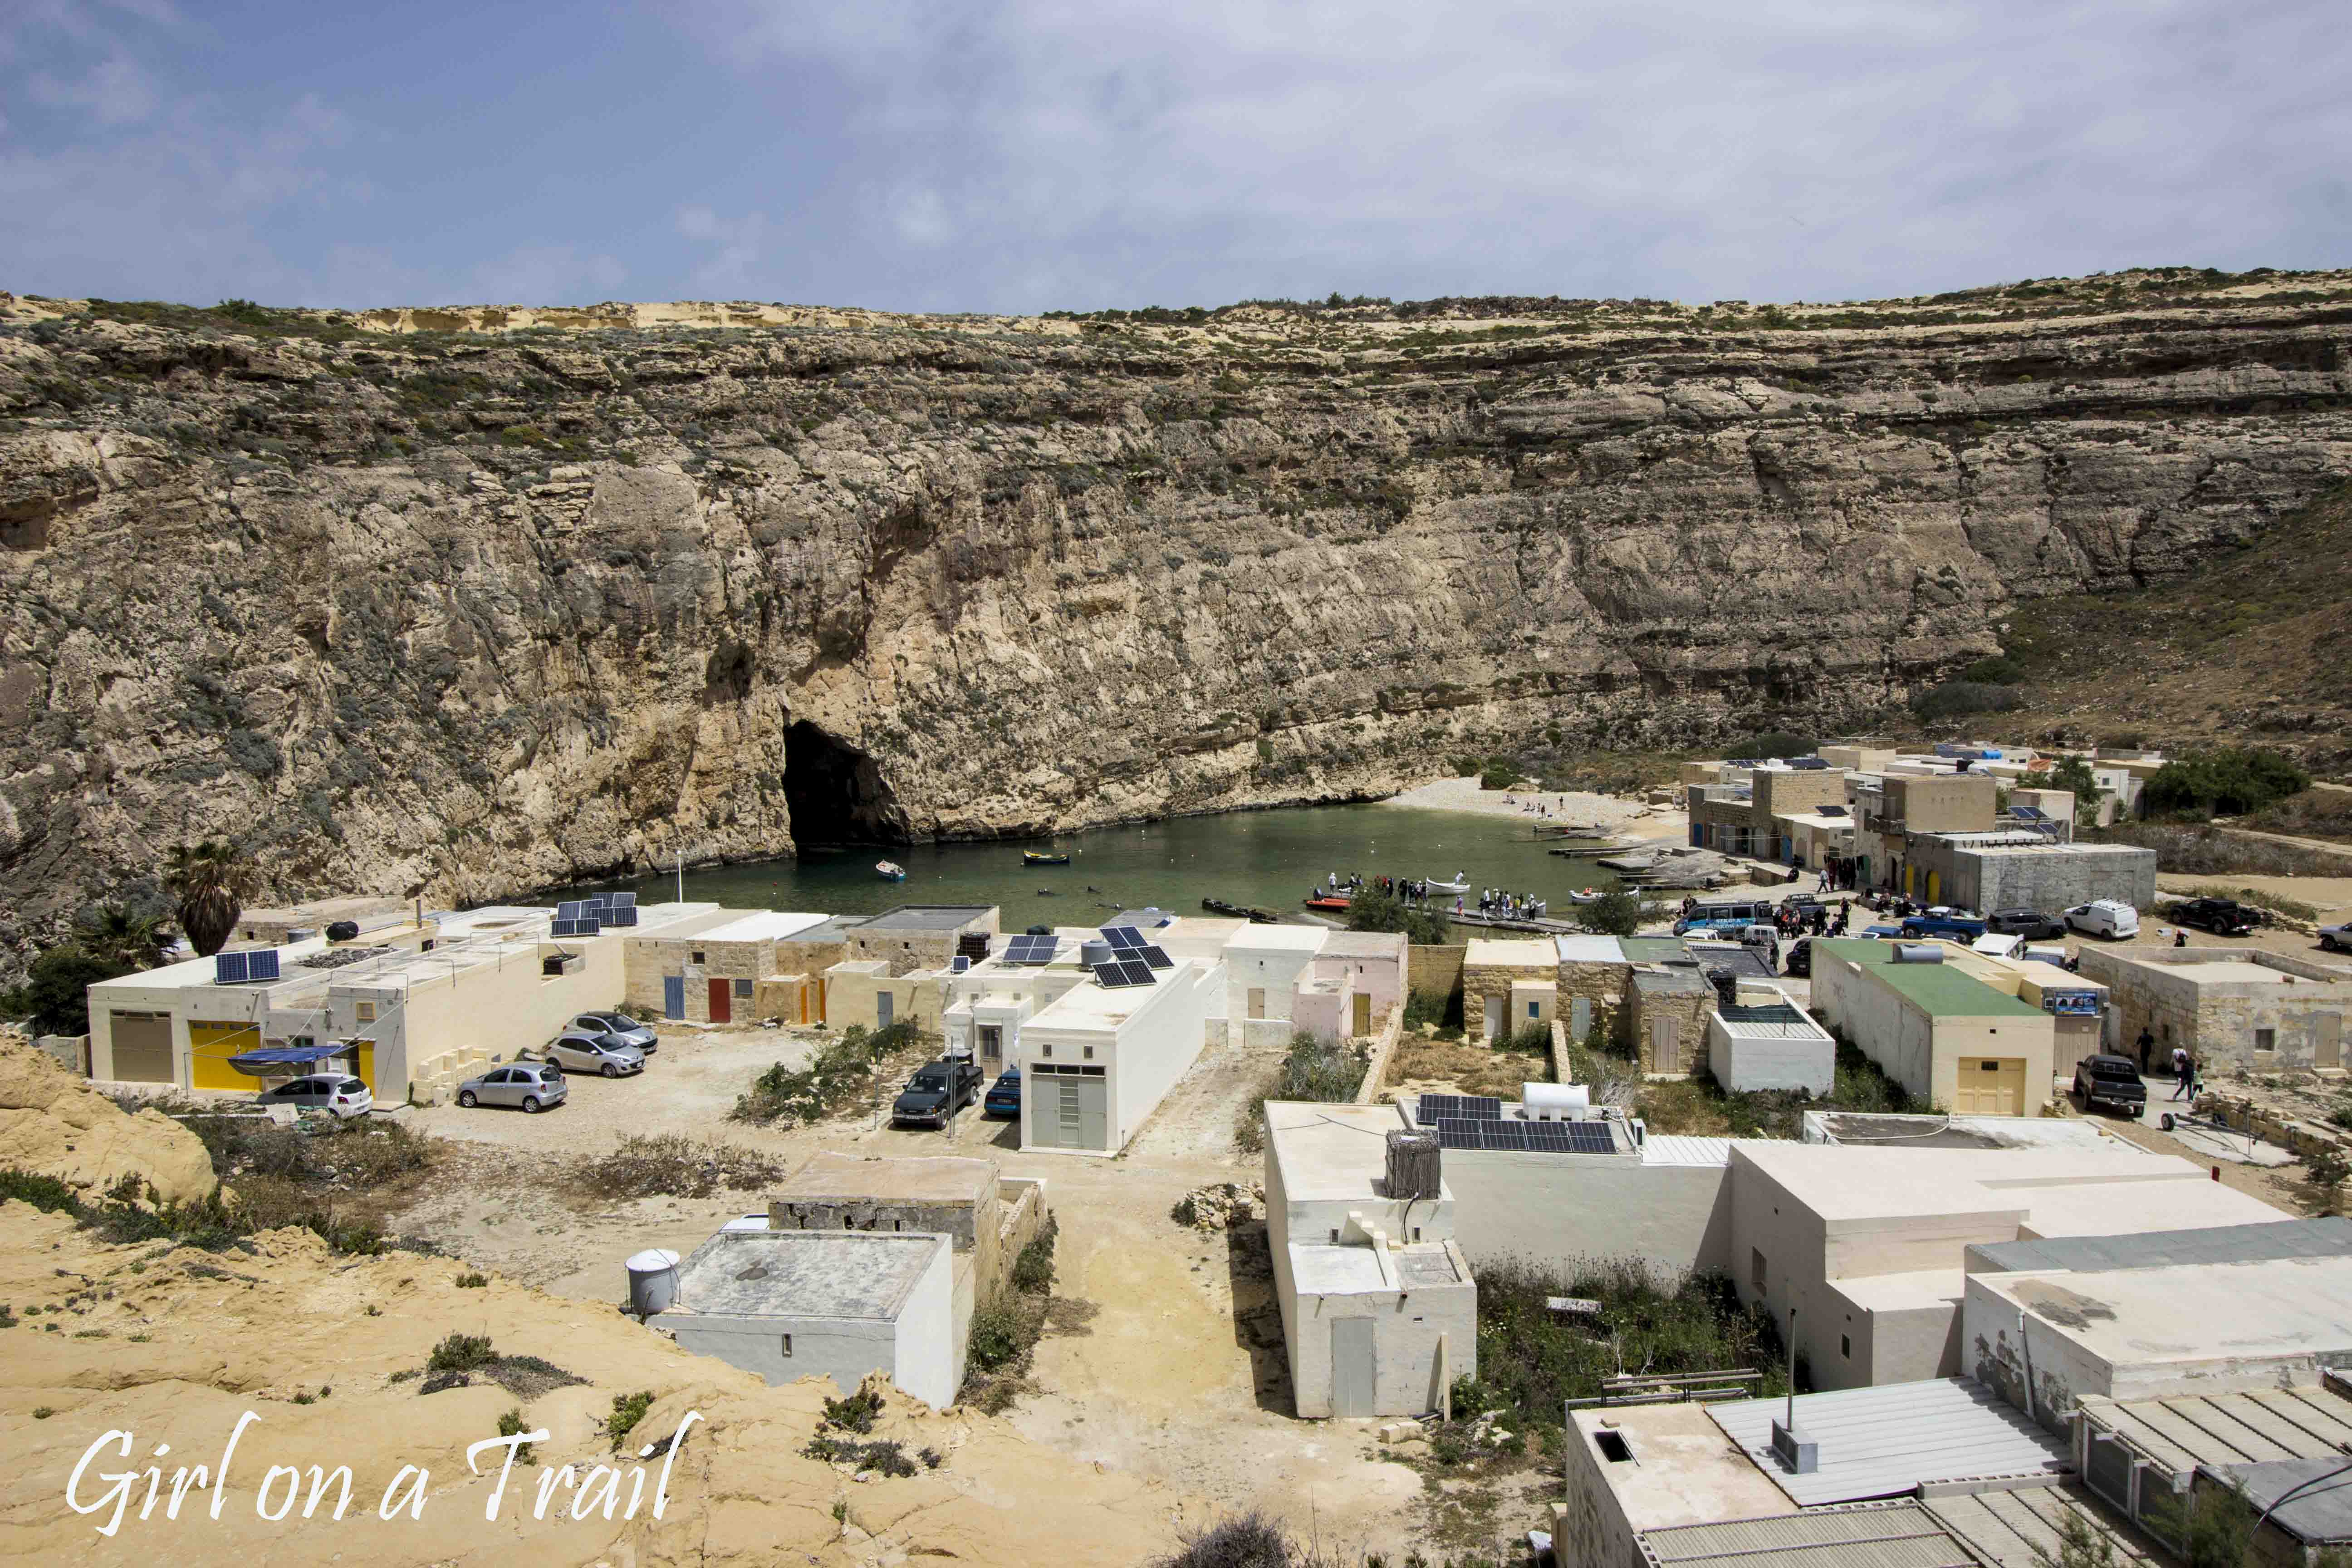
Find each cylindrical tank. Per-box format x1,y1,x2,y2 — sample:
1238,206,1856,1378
625,1248,680,1316
1523,1083,1590,1120
1892,943,1946,964
1078,940,1112,967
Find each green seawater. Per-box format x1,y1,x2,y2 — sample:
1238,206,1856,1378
565,803,1629,932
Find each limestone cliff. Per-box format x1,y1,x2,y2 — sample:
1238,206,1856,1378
0,269,2347,945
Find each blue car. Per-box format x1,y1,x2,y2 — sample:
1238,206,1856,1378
984,1068,1021,1119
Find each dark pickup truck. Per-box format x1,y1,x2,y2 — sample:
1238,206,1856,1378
892,1057,984,1128
2169,897,2260,936
2072,1054,2148,1117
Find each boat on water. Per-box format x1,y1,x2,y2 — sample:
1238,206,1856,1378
1423,870,1470,893
1567,887,1604,904
1303,894,1352,913
876,860,907,881
1022,850,1070,866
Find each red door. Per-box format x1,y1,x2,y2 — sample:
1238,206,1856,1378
707,978,731,1024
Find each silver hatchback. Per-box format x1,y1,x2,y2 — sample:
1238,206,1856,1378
543,1031,646,1078
456,1062,568,1113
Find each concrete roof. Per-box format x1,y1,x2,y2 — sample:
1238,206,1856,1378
1804,1110,2113,1151
1464,937,1556,966
1227,923,1329,953
854,905,995,932
1828,1268,1967,1314
692,911,833,944
1709,1378,2067,1507
2082,1385,2352,1473
1264,1101,1426,1204
776,916,863,944
2210,1457,2352,1544
1318,929,1407,960
667,1228,943,1320
1026,957,1192,1029
1640,1135,1773,1167
1634,968,1711,996
1730,1141,2207,1226
2009,1174,2290,1238
1555,935,1627,964
2166,960,2301,985
1290,1240,1462,1295
1573,1403,1796,1536
771,1151,997,1206
1975,1256,2352,1371
1921,1485,2161,1568
1621,937,1693,964
1642,1502,1978,1568
1814,939,2043,1019
1968,1217,2352,1276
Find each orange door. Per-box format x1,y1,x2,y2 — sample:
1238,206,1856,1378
708,979,732,1024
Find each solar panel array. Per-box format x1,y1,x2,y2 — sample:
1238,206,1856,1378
1093,959,1157,988
1137,944,1173,970
1004,933,1058,965
1417,1093,1502,1122
1098,926,1148,951
1431,1117,1616,1154
247,948,280,982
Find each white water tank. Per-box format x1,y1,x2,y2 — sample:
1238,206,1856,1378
625,1248,680,1316
1523,1083,1590,1121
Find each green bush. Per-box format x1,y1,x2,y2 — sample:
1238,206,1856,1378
1402,987,1462,1036
1575,888,1642,937
428,1333,495,1373
0,944,132,1036
966,1305,1025,1371
606,1390,655,1448
1725,730,1816,760
1479,761,1519,790
496,1407,536,1465
1957,655,2025,685
821,1387,884,1432
1343,884,1451,946
1010,1215,1058,1294
1273,1032,1363,1101
2141,748,2311,818
734,1021,929,1124
1911,680,2019,720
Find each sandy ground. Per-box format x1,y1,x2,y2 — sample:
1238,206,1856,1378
1382,775,1658,830
385,1018,1491,1559
2156,871,2352,920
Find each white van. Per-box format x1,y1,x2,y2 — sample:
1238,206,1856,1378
2064,900,2140,940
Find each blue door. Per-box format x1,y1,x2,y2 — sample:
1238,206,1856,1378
662,975,686,1020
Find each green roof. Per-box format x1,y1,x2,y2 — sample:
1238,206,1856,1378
1813,939,2043,1020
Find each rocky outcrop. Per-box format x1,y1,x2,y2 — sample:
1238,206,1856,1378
0,270,2347,947
0,1031,215,1202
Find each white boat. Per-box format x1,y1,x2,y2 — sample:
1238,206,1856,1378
1424,871,1470,893
1567,888,1603,905
876,860,906,882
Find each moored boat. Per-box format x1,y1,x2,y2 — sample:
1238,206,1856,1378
1303,894,1352,913
876,860,907,881
1023,850,1070,866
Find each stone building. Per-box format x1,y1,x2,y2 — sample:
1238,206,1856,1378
767,1151,1049,1326
1903,834,2156,915
2073,947,2352,1073
844,906,1000,975
1852,772,1997,893
624,910,831,1023
1685,765,1848,861
1627,966,1713,1077
1462,937,1563,1040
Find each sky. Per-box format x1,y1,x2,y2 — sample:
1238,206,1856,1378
0,0,2346,315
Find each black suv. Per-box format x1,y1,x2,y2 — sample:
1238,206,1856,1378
1986,908,2067,941
2073,1054,2148,1116
2170,897,2260,936
892,1057,984,1128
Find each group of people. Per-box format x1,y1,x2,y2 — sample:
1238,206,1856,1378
2138,1029,2203,1101
1476,887,1548,919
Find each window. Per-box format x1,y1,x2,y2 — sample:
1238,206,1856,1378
691,951,705,965
2256,1028,2276,1054
356,1001,376,1023
1841,1334,1852,1359
734,979,753,999
1083,1045,1094,1060
1528,1001,1540,1020
780,1334,793,1358
1751,1248,1767,1293
1041,1043,1053,1058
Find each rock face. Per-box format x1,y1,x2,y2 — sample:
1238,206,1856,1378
0,1031,215,1203
0,272,2347,946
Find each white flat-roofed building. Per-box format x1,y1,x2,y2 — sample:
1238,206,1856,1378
1015,948,1222,1154
1225,924,1329,1046
1709,982,1835,1094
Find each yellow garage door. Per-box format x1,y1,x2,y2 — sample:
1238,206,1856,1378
1955,1057,2027,1116
188,1021,263,1091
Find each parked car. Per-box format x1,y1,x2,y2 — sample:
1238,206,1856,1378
2168,897,2260,937
256,1074,374,1120
1986,908,2068,941
542,1031,646,1078
1784,938,1813,978
1901,911,1989,941
984,1067,1022,1118
456,1062,568,1112
568,1010,658,1054
2321,921,2352,954
892,1057,984,1127
2072,1054,2148,1117
1860,924,1906,940
2065,900,2141,940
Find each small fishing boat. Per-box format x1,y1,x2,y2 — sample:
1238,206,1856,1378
1568,887,1603,905
876,860,907,881
1303,894,1352,913
1424,870,1470,893
1023,849,1070,866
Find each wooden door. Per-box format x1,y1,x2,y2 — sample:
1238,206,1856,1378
707,978,731,1024
1247,988,1265,1020
1651,1017,1680,1074
1956,1057,2025,1115
2318,1014,2342,1071
1352,993,1372,1036
108,1013,175,1083
663,975,686,1020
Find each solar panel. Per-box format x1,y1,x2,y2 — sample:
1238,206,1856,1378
556,901,585,921
1417,1093,1502,1122
1137,944,1172,969
950,955,971,974
246,948,280,982
1005,934,1057,965
608,907,638,927
214,951,250,984
611,892,637,909
2011,805,2047,822
1093,961,1146,988
1430,1117,1618,1153
1098,926,1147,951
1119,959,1155,986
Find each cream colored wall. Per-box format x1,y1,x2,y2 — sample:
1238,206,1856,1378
823,963,945,1034
402,937,628,1098
1926,1013,2055,1115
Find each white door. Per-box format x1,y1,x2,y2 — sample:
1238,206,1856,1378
1332,1318,1376,1417
877,990,894,1030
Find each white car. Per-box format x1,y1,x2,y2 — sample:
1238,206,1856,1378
541,1031,646,1078
2320,922,2352,954
2064,900,2140,940
255,1074,374,1119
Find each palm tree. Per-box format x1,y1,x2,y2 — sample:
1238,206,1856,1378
166,840,260,957
80,903,175,971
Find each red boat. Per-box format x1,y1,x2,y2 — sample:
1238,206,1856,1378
1303,894,1352,913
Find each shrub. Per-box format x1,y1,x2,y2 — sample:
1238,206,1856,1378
1010,1215,1058,1294
1274,1032,1363,1100
576,1133,784,1199
455,1271,488,1289
0,943,131,1035
1957,655,2025,685
967,1304,1026,1371
1158,1512,1294,1568
2142,748,2311,818
803,1434,917,1475
607,1390,655,1448
734,1022,929,1124
1479,761,1519,790
1911,680,2019,720
1576,888,1642,937
2307,1145,2351,1192
821,1387,884,1433
1343,884,1451,946
428,1333,495,1373
496,1407,536,1466
0,1168,80,1214
1724,730,1816,760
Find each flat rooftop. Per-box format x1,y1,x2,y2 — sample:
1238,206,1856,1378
1731,1142,2236,1227
1814,938,2043,1019
1290,1240,1462,1295
666,1228,943,1320
1264,1100,1425,1204
771,1150,997,1206
1464,937,1556,966
1710,1377,2067,1507
1807,1110,2113,1152
1319,929,1406,960
1643,1502,1978,1568
777,916,862,944
1976,1255,2352,1368
1620,936,1692,965
2083,1384,2352,1472
1571,1403,1795,1535
692,911,832,944
1554,935,1626,964
855,905,995,932
1228,924,1328,953
1968,1216,2352,1276
1026,957,1191,1028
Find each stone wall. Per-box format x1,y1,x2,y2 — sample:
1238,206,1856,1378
1461,959,1560,1039
1628,972,1715,1077
1406,944,1467,1003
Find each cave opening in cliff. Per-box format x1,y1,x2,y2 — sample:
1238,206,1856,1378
783,721,909,848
